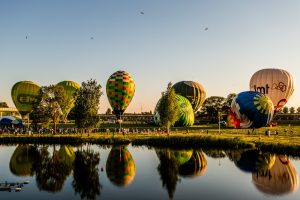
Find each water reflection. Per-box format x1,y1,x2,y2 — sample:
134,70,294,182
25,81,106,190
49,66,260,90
9,145,41,177
5,145,300,199
156,149,207,199
106,145,136,187
228,148,300,196
179,151,207,178
35,145,73,193
72,147,102,200
252,155,299,196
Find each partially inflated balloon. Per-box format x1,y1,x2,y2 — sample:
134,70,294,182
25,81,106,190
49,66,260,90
11,81,41,117
57,81,80,99
153,94,194,126
229,91,274,128
57,81,80,118
106,71,135,117
250,68,294,111
173,81,206,112
106,146,135,187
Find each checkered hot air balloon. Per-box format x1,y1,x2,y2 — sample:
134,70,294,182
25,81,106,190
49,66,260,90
106,71,135,118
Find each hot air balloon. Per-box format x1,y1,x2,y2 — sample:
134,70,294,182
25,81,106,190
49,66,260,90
106,71,135,119
153,94,194,127
106,146,135,187
249,68,294,111
9,145,41,177
229,91,274,128
252,155,299,195
179,150,207,178
58,145,75,175
173,81,206,112
56,81,80,121
11,81,41,118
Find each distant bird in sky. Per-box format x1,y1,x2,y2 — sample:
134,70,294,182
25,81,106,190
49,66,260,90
140,11,144,15
25,36,28,39
90,37,94,40
204,27,208,31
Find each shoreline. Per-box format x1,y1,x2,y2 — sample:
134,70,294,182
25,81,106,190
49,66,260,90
1,131,300,157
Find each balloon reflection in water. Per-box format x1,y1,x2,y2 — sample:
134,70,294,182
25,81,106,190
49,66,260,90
179,150,207,178
106,146,135,187
9,145,41,177
252,155,299,196
234,149,275,173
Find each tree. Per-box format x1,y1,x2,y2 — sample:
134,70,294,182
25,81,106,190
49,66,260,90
73,79,103,133
105,108,112,115
297,107,300,114
31,85,69,133
200,96,226,122
222,93,236,113
72,149,101,199
0,102,9,108
283,107,289,114
289,107,295,114
156,82,179,133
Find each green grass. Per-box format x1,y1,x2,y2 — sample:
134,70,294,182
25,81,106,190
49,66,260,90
1,124,300,156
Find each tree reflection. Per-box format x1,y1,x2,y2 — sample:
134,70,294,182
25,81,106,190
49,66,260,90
156,149,181,200
35,145,71,193
72,148,101,200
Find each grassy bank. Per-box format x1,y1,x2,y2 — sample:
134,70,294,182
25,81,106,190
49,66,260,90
1,125,300,156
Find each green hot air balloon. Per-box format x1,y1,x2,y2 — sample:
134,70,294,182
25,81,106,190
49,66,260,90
11,81,41,117
173,81,206,112
106,71,135,119
106,146,136,187
57,81,80,120
154,94,194,126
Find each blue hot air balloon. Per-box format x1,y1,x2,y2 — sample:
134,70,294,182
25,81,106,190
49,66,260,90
229,91,274,128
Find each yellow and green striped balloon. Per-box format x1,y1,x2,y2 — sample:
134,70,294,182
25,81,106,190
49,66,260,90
11,81,41,117
106,71,135,117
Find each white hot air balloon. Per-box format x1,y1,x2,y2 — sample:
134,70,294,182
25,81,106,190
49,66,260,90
249,68,294,111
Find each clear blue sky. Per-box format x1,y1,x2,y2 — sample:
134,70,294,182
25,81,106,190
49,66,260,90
1,0,300,113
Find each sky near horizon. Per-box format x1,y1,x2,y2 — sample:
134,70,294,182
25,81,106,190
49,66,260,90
1,1,300,113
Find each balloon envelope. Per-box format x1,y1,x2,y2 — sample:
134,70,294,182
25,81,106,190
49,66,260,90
57,81,80,117
11,81,41,117
250,68,294,111
153,94,194,127
57,81,80,99
173,81,206,112
106,71,135,117
229,91,274,128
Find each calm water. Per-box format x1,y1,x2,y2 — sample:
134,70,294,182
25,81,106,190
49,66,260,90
0,144,299,200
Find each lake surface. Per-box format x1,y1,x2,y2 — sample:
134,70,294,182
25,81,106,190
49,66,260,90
0,144,299,200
